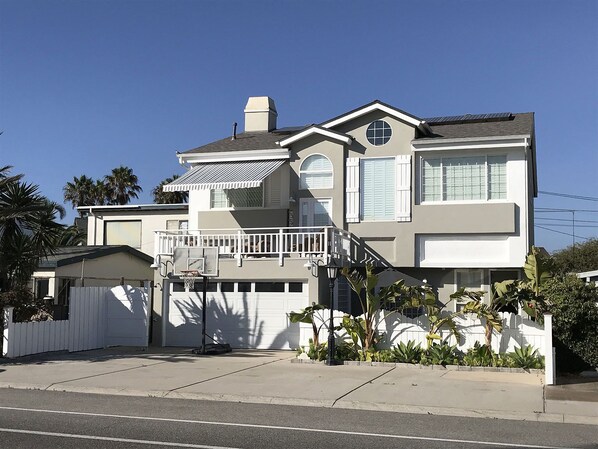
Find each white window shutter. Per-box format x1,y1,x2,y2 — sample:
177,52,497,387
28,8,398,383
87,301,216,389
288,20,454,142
346,157,360,223
395,155,411,222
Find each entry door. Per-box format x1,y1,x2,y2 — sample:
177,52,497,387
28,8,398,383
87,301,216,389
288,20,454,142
300,198,332,227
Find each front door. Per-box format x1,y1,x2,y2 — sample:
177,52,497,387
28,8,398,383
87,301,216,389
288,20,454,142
300,198,332,227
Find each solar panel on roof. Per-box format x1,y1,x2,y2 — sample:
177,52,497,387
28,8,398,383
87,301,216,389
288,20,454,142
424,112,511,125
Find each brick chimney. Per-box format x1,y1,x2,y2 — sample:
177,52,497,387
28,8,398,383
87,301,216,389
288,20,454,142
244,96,277,132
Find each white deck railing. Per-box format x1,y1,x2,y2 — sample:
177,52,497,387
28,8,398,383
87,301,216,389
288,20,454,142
154,226,352,266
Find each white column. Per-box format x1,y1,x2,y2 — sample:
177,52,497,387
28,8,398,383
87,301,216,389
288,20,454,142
544,313,555,386
2,307,14,358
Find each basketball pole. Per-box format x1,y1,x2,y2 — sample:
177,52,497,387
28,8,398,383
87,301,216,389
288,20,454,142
202,275,207,355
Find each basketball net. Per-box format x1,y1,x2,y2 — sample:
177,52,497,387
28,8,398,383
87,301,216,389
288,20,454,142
180,270,200,291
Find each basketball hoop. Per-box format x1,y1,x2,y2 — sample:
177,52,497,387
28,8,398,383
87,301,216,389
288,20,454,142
180,270,200,291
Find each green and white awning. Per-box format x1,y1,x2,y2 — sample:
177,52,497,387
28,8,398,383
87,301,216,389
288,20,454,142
164,159,285,192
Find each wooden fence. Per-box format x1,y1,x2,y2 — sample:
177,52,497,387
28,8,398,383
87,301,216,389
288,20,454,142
2,285,148,358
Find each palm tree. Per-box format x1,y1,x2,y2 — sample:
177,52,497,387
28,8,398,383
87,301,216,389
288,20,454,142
104,166,142,205
152,175,188,204
0,168,65,290
63,175,96,216
92,179,109,205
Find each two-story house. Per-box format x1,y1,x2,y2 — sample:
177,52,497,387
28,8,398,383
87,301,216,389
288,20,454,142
82,96,537,350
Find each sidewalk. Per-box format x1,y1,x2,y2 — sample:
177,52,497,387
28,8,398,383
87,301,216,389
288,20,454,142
0,347,596,425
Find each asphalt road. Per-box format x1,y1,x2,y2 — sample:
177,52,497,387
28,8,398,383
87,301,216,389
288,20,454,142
0,389,596,449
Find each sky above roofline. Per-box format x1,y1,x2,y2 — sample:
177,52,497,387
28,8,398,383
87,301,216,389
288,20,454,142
1,0,596,252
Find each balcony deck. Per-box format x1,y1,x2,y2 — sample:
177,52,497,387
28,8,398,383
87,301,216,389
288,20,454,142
154,226,352,267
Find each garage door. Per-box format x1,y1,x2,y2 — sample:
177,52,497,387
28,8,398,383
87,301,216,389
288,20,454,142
165,280,308,349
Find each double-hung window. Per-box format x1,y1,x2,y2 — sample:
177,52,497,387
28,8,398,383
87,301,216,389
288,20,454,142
422,155,507,202
210,186,263,209
361,157,395,221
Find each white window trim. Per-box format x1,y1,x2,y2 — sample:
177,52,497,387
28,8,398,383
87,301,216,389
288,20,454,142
419,154,508,204
209,186,265,210
365,120,392,147
299,153,334,190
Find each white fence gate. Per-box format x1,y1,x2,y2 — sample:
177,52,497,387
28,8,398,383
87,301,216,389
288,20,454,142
2,285,149,358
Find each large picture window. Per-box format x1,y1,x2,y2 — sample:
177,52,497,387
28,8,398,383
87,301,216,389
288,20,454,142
422,155,507,202
104,220,142,248
361,158,395,221
299,154,333,189
210,186,263,209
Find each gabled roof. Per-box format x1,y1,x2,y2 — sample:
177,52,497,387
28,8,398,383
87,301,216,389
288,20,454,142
320,100,426,130
38,245,153,269
277,125,353,147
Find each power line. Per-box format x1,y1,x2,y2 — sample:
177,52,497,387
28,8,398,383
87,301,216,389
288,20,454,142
535,223,598,228
535,225,592,241
539,191,598,202
536,217,598,224
535,208,598,213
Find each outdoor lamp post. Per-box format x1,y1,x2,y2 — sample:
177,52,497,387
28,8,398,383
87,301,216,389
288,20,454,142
325,261,339,366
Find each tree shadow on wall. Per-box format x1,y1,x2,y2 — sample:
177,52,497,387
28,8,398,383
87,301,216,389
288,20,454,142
170,291,264,350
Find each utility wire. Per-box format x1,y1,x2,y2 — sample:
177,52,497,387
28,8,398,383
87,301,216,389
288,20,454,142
535,225,591,241
536,217,598,224
535,208,598,213
539,191,598,202
535,223,598,228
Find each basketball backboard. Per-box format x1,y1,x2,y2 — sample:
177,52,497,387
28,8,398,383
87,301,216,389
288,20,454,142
173,247,219,277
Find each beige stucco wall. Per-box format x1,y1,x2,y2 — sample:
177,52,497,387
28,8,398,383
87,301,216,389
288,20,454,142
86,209,189,256
196,209,288,229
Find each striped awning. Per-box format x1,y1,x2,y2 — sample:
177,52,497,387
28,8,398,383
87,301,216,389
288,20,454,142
163,159,285,192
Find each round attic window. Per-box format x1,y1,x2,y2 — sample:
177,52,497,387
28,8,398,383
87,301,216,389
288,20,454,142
366,120,392,146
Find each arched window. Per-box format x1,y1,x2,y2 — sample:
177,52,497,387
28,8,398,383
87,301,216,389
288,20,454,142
299,154,333,189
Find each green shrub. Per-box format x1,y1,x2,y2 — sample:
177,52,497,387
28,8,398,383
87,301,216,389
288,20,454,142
371,349,394,362
463,342,497,367
0,286,53,322
422,340,461,366
542,275,598,369
335,341,360,361
507,345,544,369
392,340,424,364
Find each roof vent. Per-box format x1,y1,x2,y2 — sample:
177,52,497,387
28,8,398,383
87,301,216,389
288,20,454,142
244,96,277,132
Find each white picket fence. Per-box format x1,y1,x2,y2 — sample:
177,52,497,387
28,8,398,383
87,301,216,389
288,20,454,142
299,309,555,384
299,309,550,355
2,285,149,358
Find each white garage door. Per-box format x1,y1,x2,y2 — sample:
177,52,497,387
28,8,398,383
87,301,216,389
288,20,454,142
165,280,308,349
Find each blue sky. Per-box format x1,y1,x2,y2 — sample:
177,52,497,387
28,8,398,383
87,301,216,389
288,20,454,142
1,0,596,252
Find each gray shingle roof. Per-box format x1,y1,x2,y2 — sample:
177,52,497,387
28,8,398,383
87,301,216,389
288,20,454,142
179,109,534,155
180,128,305,154
422,113,534,139
38,246,152,268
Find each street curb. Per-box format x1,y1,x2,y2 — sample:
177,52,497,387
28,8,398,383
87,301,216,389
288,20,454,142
290,359,544,374
1,383,595,426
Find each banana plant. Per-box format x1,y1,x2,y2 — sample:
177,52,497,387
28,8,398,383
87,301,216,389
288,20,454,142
341,263,424,352
493,247,552,323
455,288,503,348
288,302,327,347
